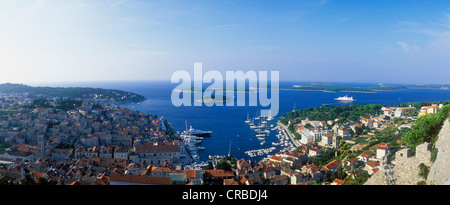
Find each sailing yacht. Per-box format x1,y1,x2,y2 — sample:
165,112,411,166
261,117,267,124
254,110,260,120
267,110,274,121
245,113,251,124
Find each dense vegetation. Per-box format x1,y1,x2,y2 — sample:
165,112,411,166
404,104,450,149
279,104,384,124
203,155,237,171
163,119,180,141
280,101,450,126
57,99,83,111
0,83,146,103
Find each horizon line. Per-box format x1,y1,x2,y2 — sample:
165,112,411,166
2,80,449,87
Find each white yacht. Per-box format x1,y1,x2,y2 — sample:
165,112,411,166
334,95,357,102
245,113,251,124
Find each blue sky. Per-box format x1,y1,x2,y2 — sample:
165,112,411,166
1,0,450,84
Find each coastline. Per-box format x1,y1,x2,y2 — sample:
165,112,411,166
277,121,301,147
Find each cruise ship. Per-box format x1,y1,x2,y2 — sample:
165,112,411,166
334,95,357,102
182,126,212,137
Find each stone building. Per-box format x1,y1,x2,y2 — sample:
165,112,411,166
365,142,432,185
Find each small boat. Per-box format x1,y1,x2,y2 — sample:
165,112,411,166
256,135,265,140
260,141,265,145
267,110,274,121
245,113,251,124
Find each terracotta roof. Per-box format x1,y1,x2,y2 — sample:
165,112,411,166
377,143,390,150
182,170,196,178
302,164,318,172
110,174,171,185
269,155,281,161
333,178,345,185
358,153,370,158
323,160,342,170
151,166,173,173
204,170,235,178
365,161,379,168
223,178,239,185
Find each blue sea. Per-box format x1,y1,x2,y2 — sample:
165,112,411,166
38,81,450,162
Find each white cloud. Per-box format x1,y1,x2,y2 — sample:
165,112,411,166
396,41,419,52
397,41,410,52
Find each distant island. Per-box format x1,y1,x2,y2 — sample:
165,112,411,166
0,83,146,104
282,83,449,93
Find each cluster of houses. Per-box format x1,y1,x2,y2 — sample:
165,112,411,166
0,96,181,160
287,103,445,150
289,117,381,149
381,104,444,118
0,95,198,184
226,142,388,185
1,92,444,185
0,155,236,185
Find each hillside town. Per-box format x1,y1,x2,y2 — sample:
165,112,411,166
0,90,447,185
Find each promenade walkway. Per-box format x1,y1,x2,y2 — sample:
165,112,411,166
277,121,301,147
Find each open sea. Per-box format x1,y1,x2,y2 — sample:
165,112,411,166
37,81,450,162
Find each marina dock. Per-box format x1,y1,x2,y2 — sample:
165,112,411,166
277,121,301,147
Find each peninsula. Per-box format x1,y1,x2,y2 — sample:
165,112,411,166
0,83,146,104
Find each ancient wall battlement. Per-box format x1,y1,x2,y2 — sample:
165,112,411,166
366,119,450,185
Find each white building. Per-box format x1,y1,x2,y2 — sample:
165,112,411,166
360,118,373,128
297,126,332,145
376,143,390,159
320,134,333,147
419,104,442,116
338,128,351,140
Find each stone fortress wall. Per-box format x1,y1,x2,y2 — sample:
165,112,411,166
365,119,450,185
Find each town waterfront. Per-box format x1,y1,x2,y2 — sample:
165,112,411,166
37,81,450,162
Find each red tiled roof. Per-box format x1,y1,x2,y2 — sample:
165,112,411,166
204,170,235,178
333,178,344,185
323,160,342,170
110,174,171,185
377,143,390,150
